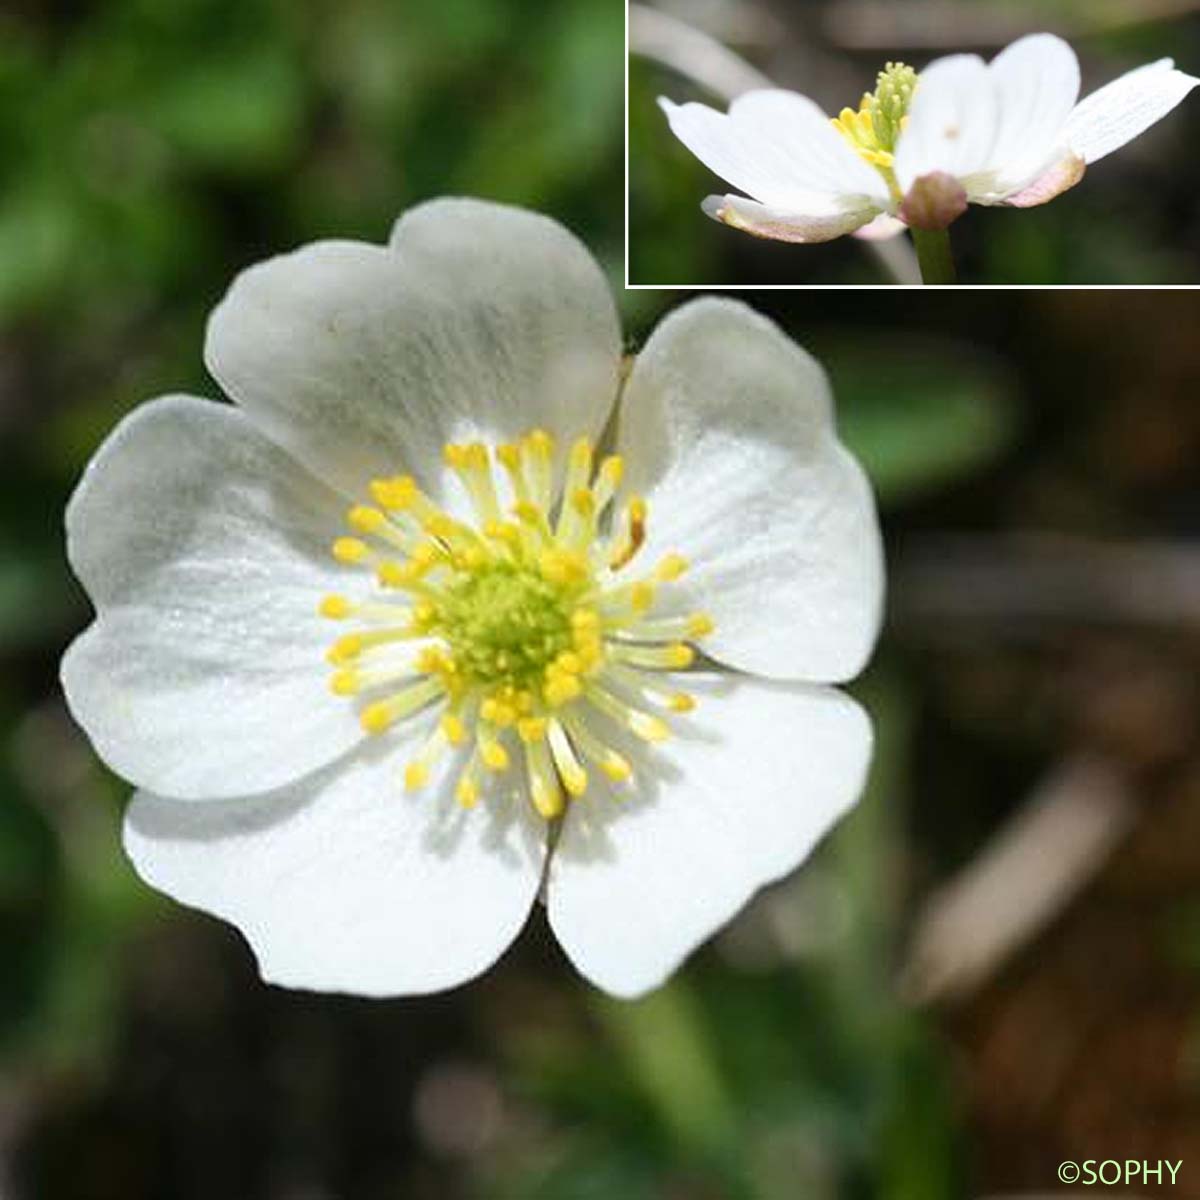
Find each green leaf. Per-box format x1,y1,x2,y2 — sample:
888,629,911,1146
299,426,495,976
824,338,1018,505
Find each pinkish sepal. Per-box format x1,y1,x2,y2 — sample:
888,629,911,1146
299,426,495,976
702,195,879,244
999,153,1087,208
898,172,968,231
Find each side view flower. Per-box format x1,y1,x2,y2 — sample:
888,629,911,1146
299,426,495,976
659,33,1198,246
60,198,883,999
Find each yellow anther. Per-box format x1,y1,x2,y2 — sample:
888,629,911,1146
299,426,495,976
547,719,588,798
480,739,509,772
361,701,396,734
572,630,603,670
599,455,624,489
496,443,521,470
379,542,439,584
332,537,369,564
571,487,595,517
655,554,689,582
631,581,656,613
531,778,563,818
423,513,458,540
610,496,648,570
668,692,696,713
556,651,583,675
561,764,588,797
526,429,554,457
685,613,715,638
416,647,447,674
377,560,407,587
569,437,593,469
443,442,469,468
328,670,361,696
404,761,430,791
413,602,436,625
348,505,387,534
513,500,543,525
539,549,587,585
484,519,520,545
517,717,548,744
318,595,353,619
327,634,364,663
369,476,418,510
484,699,517,727
543,675,582,706
571,608,600,631
631,712,670,742
440,714,467,745
664,643,695,669
456,774,480,808
601,750,632,782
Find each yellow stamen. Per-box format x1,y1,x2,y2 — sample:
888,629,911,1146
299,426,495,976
319,594,353,619
333,537,370,564
548,719,588,797
525,736,563,818
323,427,706,819
655,554,689,582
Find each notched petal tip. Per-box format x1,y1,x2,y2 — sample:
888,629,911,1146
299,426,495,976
702,194,875,244
898,171,969,231
999,152,1086,208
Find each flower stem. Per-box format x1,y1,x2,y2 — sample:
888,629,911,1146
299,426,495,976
911,227,957,285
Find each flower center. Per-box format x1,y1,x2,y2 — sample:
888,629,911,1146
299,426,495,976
318,430,713,819
831,61,917,192
435,562,576,689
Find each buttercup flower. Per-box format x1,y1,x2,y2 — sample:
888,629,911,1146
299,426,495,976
659,34,1199,243
61,198,883,998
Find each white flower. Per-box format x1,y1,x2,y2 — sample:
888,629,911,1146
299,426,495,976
659,34,1199,242
60,198,883,999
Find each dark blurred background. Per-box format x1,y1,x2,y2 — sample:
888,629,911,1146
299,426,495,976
629,0,1200,284
5,1,1200,1199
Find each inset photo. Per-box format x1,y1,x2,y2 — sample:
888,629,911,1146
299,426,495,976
627,2,1200,285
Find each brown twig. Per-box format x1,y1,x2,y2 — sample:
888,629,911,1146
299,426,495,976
900,753,1137,1005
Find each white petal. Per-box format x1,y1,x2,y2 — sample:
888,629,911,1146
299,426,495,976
62,395,363,800
1063,58,1199,165
124,736,546,996
616,298,884,683
895,54,1000,193
984,33,1080,194
548,676,872,998
659,91,890,210
206,199,621,503
702,193,880,243
853,213,909,241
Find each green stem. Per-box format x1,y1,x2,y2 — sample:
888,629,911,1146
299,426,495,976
592,982,734,1155
911,227,957,285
